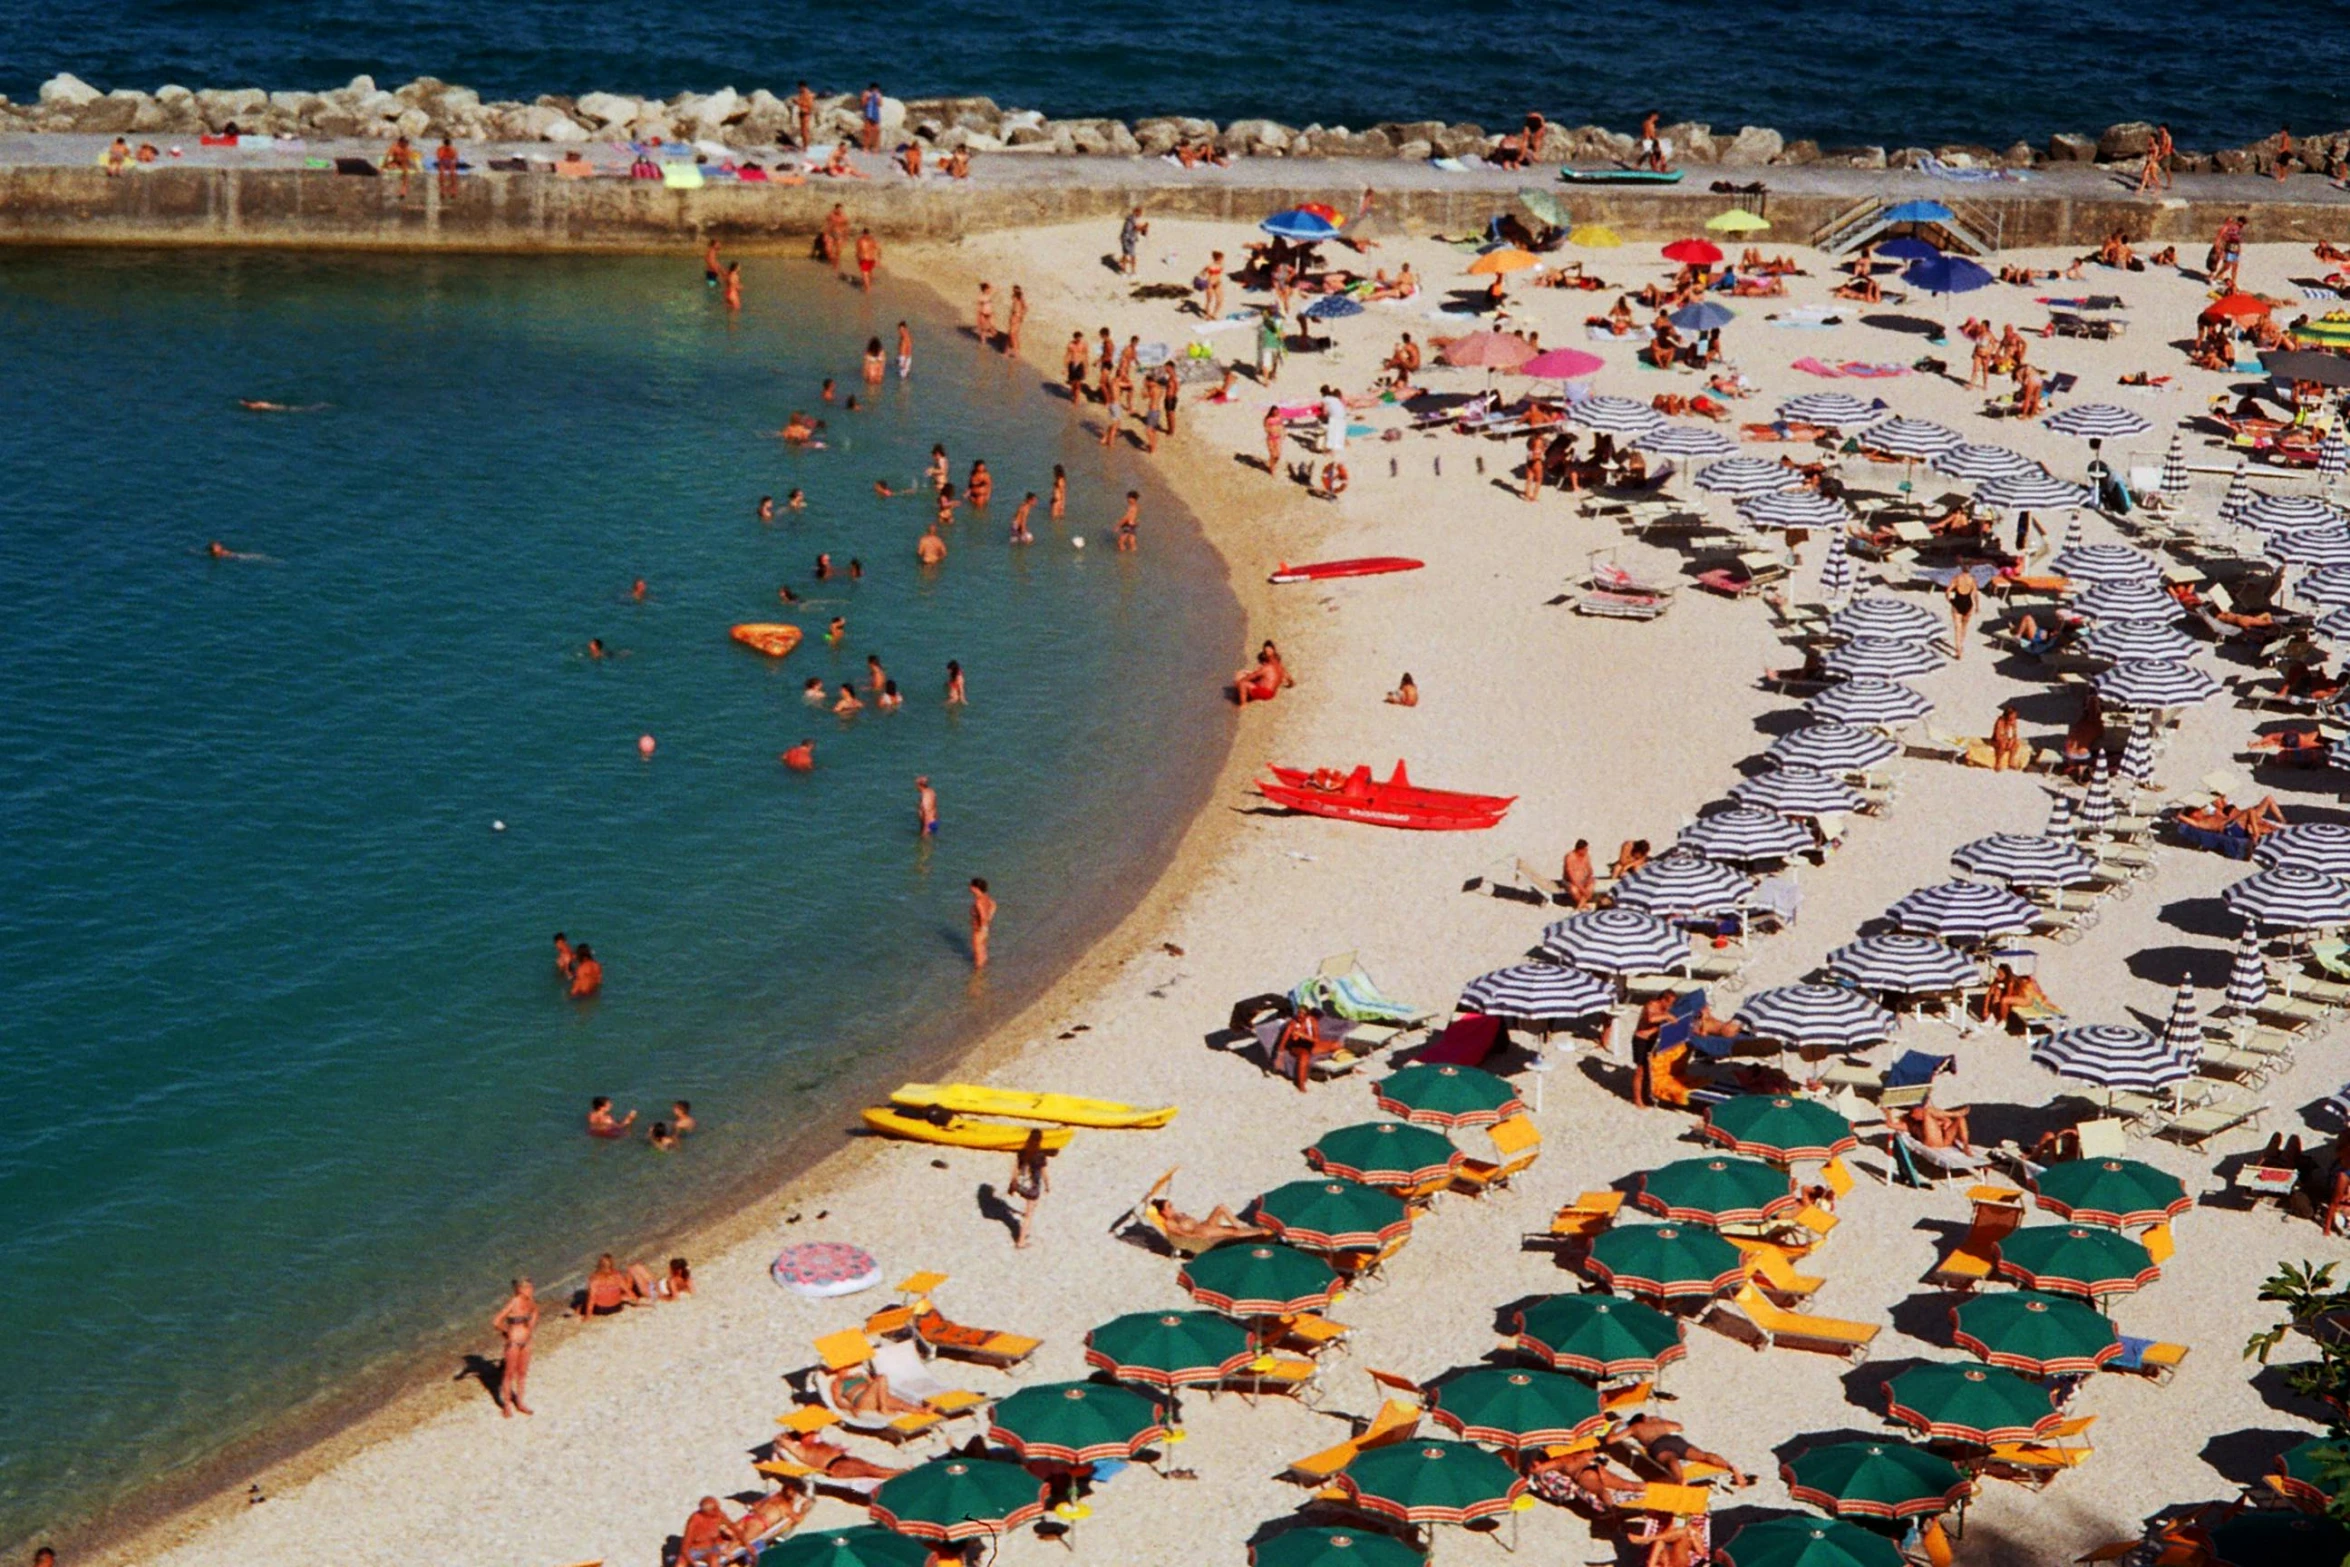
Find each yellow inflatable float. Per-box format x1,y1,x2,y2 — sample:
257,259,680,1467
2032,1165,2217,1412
730,623,804,657
888,1083,1175,1129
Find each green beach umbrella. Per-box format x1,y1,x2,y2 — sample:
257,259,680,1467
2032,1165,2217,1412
1584,1222,1747,1299
1082,1309,1254,1388
1703,1095,1860,1164
1719,1514,1905,1567
1781,1440,1969,1520
1994,1224,2159,1300
2211,1509,2350,1566
1636,1154,1802,1226
1425,1365,1605,1450
2029,1156,2191,1228
1177,1241,1339,1318
1251,1178,1414,1252
867,1456,1048,1542
1339,1438,1527,1525
1307,1120,1463,1188
1372,1063,1526,1130
1882,1362,2059,1444
1251,1526,1426,1567
760,1526,935,1567
1517,188,1568,230
985,1379,1168,1463
2272,1435,2347,1507
1949,1290,2121,1376
1512,1292,1688,1377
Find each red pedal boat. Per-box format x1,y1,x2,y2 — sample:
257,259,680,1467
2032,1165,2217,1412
1258,761,1514,830
1268,556,1425,585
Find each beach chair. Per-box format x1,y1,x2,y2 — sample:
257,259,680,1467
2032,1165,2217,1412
1224,1352,1321,1407
906,1298,1042,1369
1741,1245,1825,1304
1928,1186,2024,1290
1894,1130,1990,1187
870,1340,989,1418
1454,1114,1543,1195
810,1330,946,1443
1978,1416,2096,1490
1599,1379,1653,1416
2108,1336,2190,1386
1721,1283,1879,1361
1527,1190,1625,1254
1280,1397,1419,1484
1291,953,1429,1028
2073,1119,2129,1159
1276,1312,1354,1358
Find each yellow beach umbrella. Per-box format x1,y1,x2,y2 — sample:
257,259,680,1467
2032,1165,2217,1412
1466,247,1539,276
1707,209,1771,234
1568,224,1622,248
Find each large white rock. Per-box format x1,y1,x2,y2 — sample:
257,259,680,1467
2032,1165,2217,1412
576,91,641,127
522,104,588,142
40,72,101,107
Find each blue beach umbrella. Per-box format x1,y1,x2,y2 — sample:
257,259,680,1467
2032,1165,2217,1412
1673,301,1736,332
1903,255,1994,297
1262,209,1342,242
1876,236,1942,262
1303,296,1365,320
1883,200,1955,224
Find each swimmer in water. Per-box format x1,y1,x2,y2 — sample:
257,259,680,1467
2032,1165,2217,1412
670,1100,696,1136
758,495,775,521
833,682,865,715
802,677,827,703
777,584,802,604
843,395,859,413
967,460,993,508
820,378,836,403
878,679,902,710
587,1095,636,1136
945,660,967,705
208,541,233,558
1050,465,1068,520
848,559,863,580
815,553,834,579
867,653,888,692
917,525,947,565
935,485,959,528
873,480,901,498
781,738,816,771
648,1122,679,1150
721,263,742,312
826,616,846,646
1010,494,1036,543
569,944,603,997
926,445,950,491
587,638,608,660
897,320,913,379
631,579,647,601
554,932,575,977
779,412,820,444
916,775,939,836
863,336,887,384
786,489,806,511
1116,490,1140,552
703,237,722,284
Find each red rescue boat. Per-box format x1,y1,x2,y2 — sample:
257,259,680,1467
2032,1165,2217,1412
1258,761,1514,830
1268,556,1425,585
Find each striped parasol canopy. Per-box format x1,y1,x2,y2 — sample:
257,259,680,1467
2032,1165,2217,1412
1735,984,1896,1050
2048,544,2160,584
1424,1366,1606,1452
1564,393,1665,436
1804,676,1930,725
1458,962,1612,1023
1337,1438,1526,1526
1584,1222,1748,1299
1886,880,2041,941
1372,1064,1526,1129
985,1381,1169,1464
1883,1362,2060,1445
1512,1292,1687,1378
1701,1094,1861,1162
2219,459,2255,522
1949,833,2096,887
1085,1309,1253,1384
1308,1122,1464,1190
1781,1440,1971,1523
1975,472,2092,511
2031,1023,2192,1092
1730,765,1866,816
1679,805,1813,865
1695,455,1801,496
2045,791,2077,836
2059,509,2084,551
2226,924,2269,1012
1827,595,1942,642
2160,979,2203,1066
2296,565,2350,607
2031,1157,2192,1228
1933,442,2034,481
1719,1516,1907,1567
1950,1290,2122,1376
2266,526,2350,567
1637,1154,1802,1225
2078,620,2196,662
1612,849,1755,919
1996,1223,2159,1300
1818,529,1855,605
1822,636,1946,679
1637,422,1738,458
1823,934,1979,994
2073,580,2183,622
2118,713,2156,784
1740,491,1852,530
2078,752,2115,833
1250,1178,1415,1251
2159,432,2189,496
868,1458,1049,1543
2317,605,2350,640
2322,427,2348,483
2256,821,2350,876
2225,864,2350,929
1540,908,1690,975
1177,1241,1338,1317
2094,660,2220,708
2043,403,2153,438
1777,392,1884,428
1857,416,1962,459
2237,493,2344,533
1765,721,1899,773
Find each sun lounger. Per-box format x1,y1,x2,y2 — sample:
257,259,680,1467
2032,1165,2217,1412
1895,1131,1990,1186
1223,1352,1321,1406
909,1304,1041,1369
1527,1189,1624,1253
869,1340,988,1416
811,1331,946,1443
2107,1336,2189,1385
1292,954,1428,1027
755,1454,885,1501
1454,1114,1543,1195
1741,1245,1825,1303
1928,1185,2024,1289
1281,1397,1418,1484
2154,1093,2265,1149
1277,1312,1354,1357
1979,1439,2094,1488
1721,1283,1879,1361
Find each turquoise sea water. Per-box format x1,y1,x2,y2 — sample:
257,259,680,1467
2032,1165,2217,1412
0,250,1235,1546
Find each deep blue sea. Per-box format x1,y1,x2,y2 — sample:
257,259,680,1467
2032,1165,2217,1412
0,250,1235,1547
3,0,2347,151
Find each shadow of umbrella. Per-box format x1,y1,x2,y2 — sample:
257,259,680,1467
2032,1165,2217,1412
1861,313,1945,336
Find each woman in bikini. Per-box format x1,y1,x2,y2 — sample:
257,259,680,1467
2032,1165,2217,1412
774,1429,903,1482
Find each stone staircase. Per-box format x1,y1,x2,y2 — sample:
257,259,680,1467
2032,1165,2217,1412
1812,195,2005,256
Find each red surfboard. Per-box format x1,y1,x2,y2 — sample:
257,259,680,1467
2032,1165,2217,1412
1268,556,1425,585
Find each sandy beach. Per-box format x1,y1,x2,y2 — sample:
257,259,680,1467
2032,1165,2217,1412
103,219,2350,1567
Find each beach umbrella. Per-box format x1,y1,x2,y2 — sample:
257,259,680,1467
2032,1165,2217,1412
2075,756,2114,837
2044,403,2153,439
2318,605,2350,639
1672,300,1737,332
2267,526,2350,567
2296,564,2350,607
2201,292,2273,324
1261,208,1342,241
1827,594,1941,642
1637,1154,1802,1225
1251,1178,1413,1252
1734,985,1895,1053
2031,1023,2191,1093
2078,620,2195,662
1178,1241,1339,1317
2049,543,2159,584
1885,880,2040,941
1661,237,1723,266
1950,1290,2122,1375
2045,792,2077,836
1514,346,1606,380
2219,458,2255,522
1778,392,1884,428
1540,908,1689,975
2224,864,2350,929
868,1457,1049,1542
1082,1310,1254,1388
1719,1515,1905,1567
1702,1094,1861,1163
1903,254,1993,297
1302,295,1365,320
1950,833,2096,887
2161,978,2202,1065
1584,1222,1747,1299
1373,1062,1527,1128
1933,442,2034,481
1781,1441,1969,1522
2093,659,2220,708
2265,348,2350,388
2291,314,2350,348
2073,580,2182,622
2333,733,2350,769
1805,676,1930,725
1338,1438,1525,1526
765,1526,937,1567
1730,765,1866,817
1883,199,1954,224
1765,722,1898,773
1858,416,1961,458
1818,530,1855,605
1512,1292,1687,1377
2211,1511,2350,1567
1465,246,1538,277
2227,924,2269,1012
1976,472,2092,510
2256,821,2350,876
2032,1157,2192,1228
1516,188,1568,228
1707,208,1771,233
1995,1223,2159,1299
986,1381,1168,1464
1564,393,1664,435
1882,1362,2060,1444
2059,509,2084,551
2238,492,2342,532
1612,849,1755,918
1874,236,1942,262
1740,491,1853,530
1695,455,1800,496
1458,962,1612,1023
1424,1365,1605,1450
2160,432,2189,497
2268,1438,2346,1510
1307,1122,1463,1190
2323,428,2349,486
1821,636,1945,679
1567,223,1622,248
1251,1528,1426,1567
1825,934,1978,994
1637,422,1738,458
1438,331,1536,369
1679,805,1813,865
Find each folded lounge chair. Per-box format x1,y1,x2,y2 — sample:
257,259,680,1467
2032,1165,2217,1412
1453,1113,1543,1195
1719,1283,1880,1361
1281,1395,1419,1484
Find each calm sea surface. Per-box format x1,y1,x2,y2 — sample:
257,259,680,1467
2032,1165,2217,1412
3,0,2346,151
0,250,1235,1545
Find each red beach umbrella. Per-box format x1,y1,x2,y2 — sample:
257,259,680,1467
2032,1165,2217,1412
1661,237,1723,266
2201,292,2273,323
1295,202,1346,225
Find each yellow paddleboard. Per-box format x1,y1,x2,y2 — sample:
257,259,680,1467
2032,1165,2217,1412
861,1106,1076,1151
888,1082,1176,1130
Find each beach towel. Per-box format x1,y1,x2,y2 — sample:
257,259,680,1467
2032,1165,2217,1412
1587,324,1638,342
2036,296,2126,310
1840,363,1912,378
1793,357,1846,377
1290,968,1423,1025
2303,284,2345,301
1919,156,2022,182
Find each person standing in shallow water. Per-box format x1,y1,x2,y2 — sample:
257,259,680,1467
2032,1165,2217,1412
969,877,995,969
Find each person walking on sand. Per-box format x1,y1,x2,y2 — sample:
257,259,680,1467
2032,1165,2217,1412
491,1278,538,1416
1946,566,1979,660
1119,206,1147,276
915,775,939,836
855,229,879,292
969,877,995,969
1010,1125,1050,1246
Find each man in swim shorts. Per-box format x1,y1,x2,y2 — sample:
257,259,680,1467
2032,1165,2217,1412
680,1497,745,1567
916,776,939,835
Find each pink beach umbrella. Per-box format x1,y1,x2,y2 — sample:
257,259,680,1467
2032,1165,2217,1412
1514,347,1607,380
1439,331,1537,369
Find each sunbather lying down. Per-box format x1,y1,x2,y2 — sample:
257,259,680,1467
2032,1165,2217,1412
1528,1447,1645,1511
1142,1170,1269,1249
1609,1413,1757,1486
2175,793,2288,840
774,1429,903,1482
830,1367,924,1418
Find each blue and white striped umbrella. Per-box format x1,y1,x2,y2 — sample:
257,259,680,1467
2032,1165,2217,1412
2265,527,2350,568
1766,722,1899,773
2219,460,2255,522
1612,850,1755,919
2237,493,2343,533
2032,1024,2192,1092
2159,432,2189,497
1977,472,2093,511
1886,880,2042,941
2254,821,2350,877
2333,733,2350,771
1818,528,1855,605
2073,581,2183,623
1828,595,1942,643
1637,423,1738,458
1933,443,2034,481
2226,925,2269,1012
1695,456,1800,496
1777,392,1883,428
2119,713,2156,785
2049,544,2160,584
2043,403,2153,439
2295,566,2350,608
1459,962,1613,1023
1804,676,1931,725
2059,509,2084,551
1730,765,1866,816
1735,983,1896,1050
2095,660,2220,708
2315,606,2350,641
2322,428,2349,485
1540,908,1690,975
1739,492,1852,530
1678,805,1813,865
1950,833,2097,887
2079,621,2196,663
2161,979,2203,1067
1859,417,1962,459
2224,864,2350,930
1825,934,1979,994
2079,753,2115,833
2046,792,2077,836
1567,394,1666,436
1823,636,1947,679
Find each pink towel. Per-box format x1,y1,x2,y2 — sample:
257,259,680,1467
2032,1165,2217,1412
1792,356,1844,377
1838,362,1913,378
